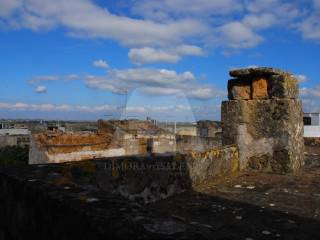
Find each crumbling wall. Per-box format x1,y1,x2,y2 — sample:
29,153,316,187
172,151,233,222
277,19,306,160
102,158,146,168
29,132,124,164
99,120,176,156
222,67,304,173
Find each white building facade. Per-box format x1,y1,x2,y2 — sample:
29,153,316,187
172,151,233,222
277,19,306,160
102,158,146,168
304,113,320,137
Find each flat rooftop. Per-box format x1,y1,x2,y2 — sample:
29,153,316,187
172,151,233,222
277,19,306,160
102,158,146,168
1,147,320,239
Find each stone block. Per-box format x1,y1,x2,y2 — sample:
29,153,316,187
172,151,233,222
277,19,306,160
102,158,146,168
252,77,268,99
230,67,285,78
228,79,251,100
229,68,299,99
269,73,299,99
221,99,304,173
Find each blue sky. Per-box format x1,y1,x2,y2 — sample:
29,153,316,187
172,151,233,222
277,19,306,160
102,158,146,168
0,0,320,121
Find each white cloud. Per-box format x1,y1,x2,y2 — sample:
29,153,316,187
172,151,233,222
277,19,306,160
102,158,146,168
85,67,224,100
299,15,320,41
28,74,82,85
301,86,320,98
0,101,198,116
298,0,320,41
0,0,208,48
93,60,109,69
0,102,117,112
295,74,308,83
0,0,313,62
28,75,58,84
243,13,276,30
0,0,314,62
0,0,21,17
128,45,204,64
65,74,79,81
187,87,223,100
132,0,243,20
216,21,263,49
35,85,47,93
129,47,180,64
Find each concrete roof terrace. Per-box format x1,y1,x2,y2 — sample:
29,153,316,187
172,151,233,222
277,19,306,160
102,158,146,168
0,147,320,240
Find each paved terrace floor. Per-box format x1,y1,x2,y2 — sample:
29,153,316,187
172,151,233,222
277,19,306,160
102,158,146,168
0,149,320,240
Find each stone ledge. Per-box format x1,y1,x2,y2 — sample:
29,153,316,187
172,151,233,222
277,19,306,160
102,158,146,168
229,67,289,78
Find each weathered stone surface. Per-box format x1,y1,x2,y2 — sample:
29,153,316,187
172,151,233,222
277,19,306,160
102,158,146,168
185,145,239,185
221,99,304,173
228,67,299,100
95,156,191,203
230,67,287,78
176,135,221,153
228,79,251,100
269,73,299,99
252,77,268,99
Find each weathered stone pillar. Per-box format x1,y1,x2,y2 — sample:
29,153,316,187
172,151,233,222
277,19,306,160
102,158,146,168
222,67,304,173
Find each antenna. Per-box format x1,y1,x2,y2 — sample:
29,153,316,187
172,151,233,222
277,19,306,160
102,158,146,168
122,88,128,120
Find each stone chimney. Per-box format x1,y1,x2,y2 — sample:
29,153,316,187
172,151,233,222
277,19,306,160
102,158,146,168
222,67,304,173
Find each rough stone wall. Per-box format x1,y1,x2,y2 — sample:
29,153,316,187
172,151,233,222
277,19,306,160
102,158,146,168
95,146,239,203
184,145,239,185
222,67,304,173
176,135,221,153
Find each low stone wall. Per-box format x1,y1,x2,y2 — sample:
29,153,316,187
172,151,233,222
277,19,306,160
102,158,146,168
28,132,123,164
29,136,126,164
6,144,240,205
184,145,239,185
176,135,221,153
95,145,239,202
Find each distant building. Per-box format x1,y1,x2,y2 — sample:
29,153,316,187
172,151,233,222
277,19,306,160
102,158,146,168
64,121,98,133
304,113,320,126
157,122,197,136
304,113,320,137
0,128,30,147
197,121,222,138
99,120,176,155
29,120,176,164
